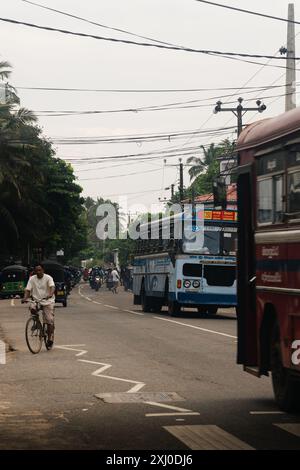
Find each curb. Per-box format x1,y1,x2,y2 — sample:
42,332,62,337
0,325,16,352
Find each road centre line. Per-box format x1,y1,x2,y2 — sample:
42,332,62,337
123,309,144,316
79,285,145,316
250,411,285,415
154,316,237,339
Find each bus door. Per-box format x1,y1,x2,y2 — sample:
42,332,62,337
237,165,258,367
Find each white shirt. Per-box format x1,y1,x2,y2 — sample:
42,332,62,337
26,274,55,304
111,270,120,282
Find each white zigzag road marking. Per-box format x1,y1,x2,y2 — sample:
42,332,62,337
79,359,145,393
55,345,88,357
56,345,145,393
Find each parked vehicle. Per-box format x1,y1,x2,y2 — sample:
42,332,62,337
237,107,300,411
42,260,67,307
0,265,29,299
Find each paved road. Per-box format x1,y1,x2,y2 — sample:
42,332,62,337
0,284,299,450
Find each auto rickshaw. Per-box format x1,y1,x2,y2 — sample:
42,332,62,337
0,265,28,299
42,260,67,307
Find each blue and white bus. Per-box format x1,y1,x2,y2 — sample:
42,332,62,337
133,209,237,316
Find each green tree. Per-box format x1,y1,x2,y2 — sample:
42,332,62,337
0,61,87,265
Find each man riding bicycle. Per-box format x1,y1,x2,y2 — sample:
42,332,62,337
22,263,55,349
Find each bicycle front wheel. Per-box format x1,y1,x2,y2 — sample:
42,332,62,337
25,317,43,354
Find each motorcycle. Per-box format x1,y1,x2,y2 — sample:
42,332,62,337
94,276,102,292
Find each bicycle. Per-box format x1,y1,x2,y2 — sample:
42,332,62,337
24,299,54,354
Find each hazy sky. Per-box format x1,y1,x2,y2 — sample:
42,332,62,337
0,0,298,211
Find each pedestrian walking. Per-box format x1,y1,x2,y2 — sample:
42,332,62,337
110,267,120,294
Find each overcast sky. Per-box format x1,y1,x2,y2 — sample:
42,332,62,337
0,0,298,212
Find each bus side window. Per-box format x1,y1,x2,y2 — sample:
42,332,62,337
257,175,284,224
274,175,284,223
288,171,300,217
257,178,272,223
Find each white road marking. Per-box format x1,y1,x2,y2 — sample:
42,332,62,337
250,411,285,415
146,412,199,417
128,383,145,393
56,342,146,393
123,309,144,316
274,423,300,437
104,304,119,310
164,425,254,450
154,316,237,339
79,284,145,317
145,402,195,413
79,359,145,393
55,345,88,357
10,299,15,307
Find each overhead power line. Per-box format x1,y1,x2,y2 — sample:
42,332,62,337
1,16,300,62
15,84,289,93
79,167,162,181
32,89,300,117
195,0,300,25
21,0,184,48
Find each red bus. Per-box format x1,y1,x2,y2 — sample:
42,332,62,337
237,107,300,411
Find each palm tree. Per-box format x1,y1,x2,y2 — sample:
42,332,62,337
187,143,219,181
187,140,236,181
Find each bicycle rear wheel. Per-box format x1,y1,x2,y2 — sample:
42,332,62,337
25,317,43,354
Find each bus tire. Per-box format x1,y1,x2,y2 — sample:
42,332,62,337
152,301,162,313
197,306,207,316
168,300,181,317
208,306,218,315
141,288,152,313
271,322,300,412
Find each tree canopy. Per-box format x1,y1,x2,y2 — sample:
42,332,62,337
0,62,87,267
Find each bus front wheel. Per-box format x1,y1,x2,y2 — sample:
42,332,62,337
271,322,300,412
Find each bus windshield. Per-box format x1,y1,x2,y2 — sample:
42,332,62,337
183,226,237,256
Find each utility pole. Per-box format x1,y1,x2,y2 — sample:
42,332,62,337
179,158,184,202
285,3,296,111
161,159,185,204
214,98,266,136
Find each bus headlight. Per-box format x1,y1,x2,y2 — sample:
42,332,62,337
192,280,200,288
183,280,191,288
